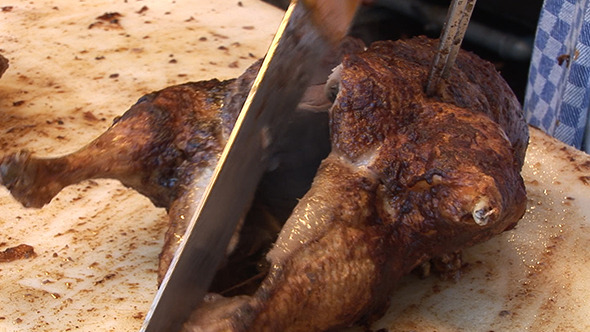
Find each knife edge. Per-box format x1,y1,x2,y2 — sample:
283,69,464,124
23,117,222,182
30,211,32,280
141,1,359,331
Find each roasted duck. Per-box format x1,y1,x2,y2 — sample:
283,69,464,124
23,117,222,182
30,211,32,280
0,36,527,331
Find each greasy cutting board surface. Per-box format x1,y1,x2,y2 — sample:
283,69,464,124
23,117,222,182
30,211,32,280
1,1,590,332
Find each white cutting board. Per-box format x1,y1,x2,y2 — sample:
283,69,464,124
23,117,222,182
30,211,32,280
1,1,590,331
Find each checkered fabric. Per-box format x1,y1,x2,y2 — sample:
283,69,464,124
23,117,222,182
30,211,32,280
524,0,590,150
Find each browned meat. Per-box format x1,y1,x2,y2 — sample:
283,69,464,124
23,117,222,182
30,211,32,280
0,35,527,331
183,36,528,331
0,244,36,262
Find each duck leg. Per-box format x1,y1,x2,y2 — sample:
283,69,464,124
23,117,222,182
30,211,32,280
0,79,232,209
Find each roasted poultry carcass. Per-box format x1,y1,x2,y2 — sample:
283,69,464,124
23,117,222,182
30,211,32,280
0,36,527,331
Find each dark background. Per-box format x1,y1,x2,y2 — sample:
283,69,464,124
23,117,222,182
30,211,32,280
263,0,544,102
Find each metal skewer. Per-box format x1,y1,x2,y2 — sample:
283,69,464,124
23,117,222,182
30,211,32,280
426,0,477,96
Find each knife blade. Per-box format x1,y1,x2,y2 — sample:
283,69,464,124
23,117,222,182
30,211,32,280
141,1,360,331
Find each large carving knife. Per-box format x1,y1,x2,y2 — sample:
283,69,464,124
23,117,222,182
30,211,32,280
141,1,360,331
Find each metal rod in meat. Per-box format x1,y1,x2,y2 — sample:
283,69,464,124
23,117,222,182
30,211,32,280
426,0,477,96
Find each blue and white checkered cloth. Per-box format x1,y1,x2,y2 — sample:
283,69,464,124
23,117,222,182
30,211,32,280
525,0,590,152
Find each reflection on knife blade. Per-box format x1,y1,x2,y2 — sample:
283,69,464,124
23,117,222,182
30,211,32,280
141,1,360,331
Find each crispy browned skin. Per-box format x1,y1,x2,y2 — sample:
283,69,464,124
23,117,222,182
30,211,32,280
0,244,36,263
0,68,255,282
183,36,528,332
0,78,230,209
332,37,527,167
